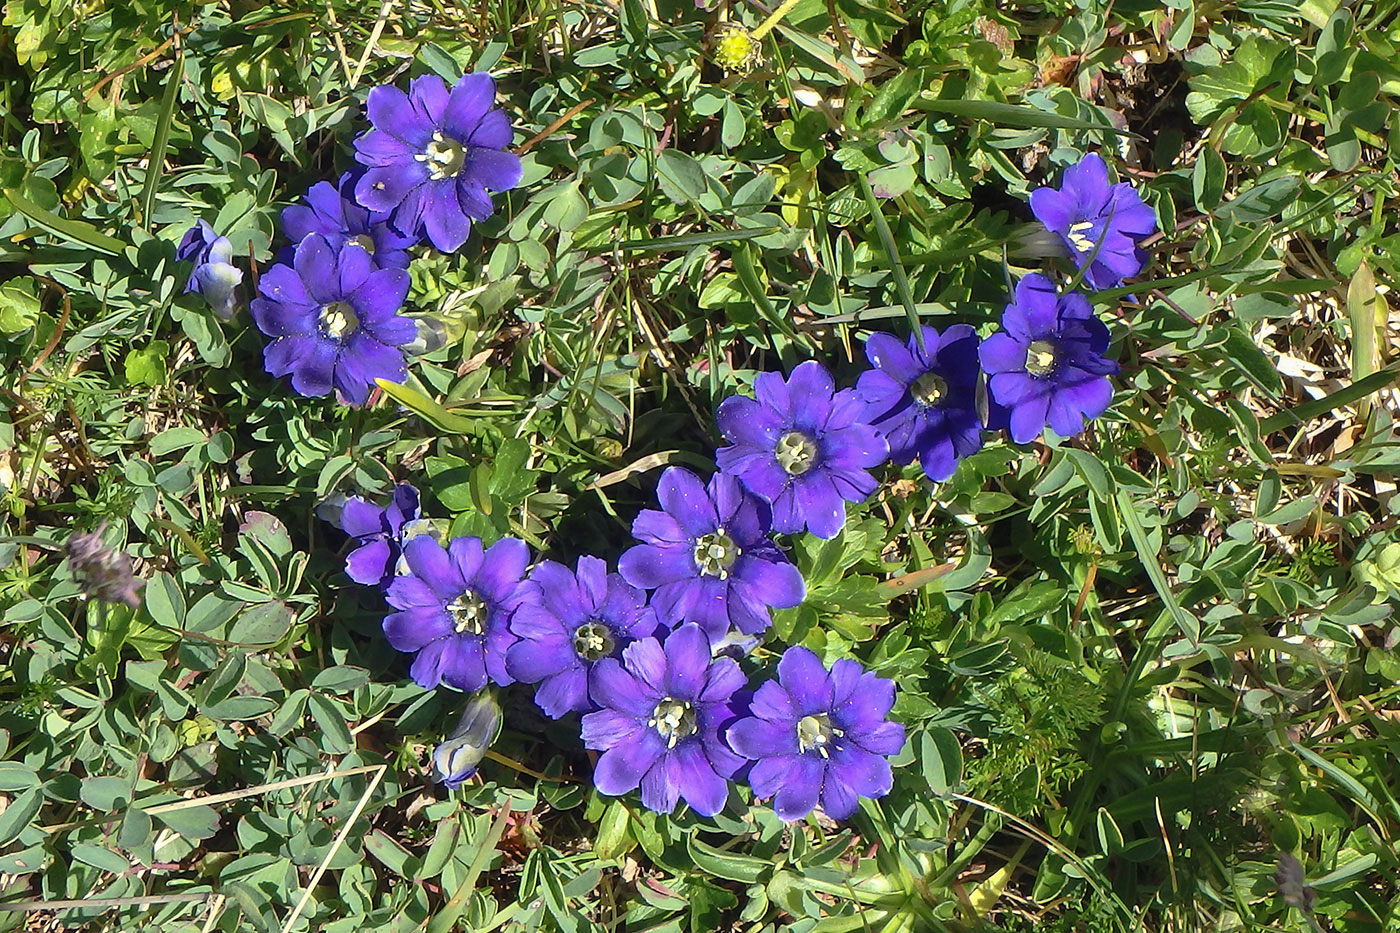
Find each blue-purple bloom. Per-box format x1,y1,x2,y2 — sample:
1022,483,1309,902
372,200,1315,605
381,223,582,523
282,171,419,270
432,689,502,790
716,361,888,539
177,220,242,319
1029,152,1157,289
338,484,434,588
505,556,659,718
383,535,531,692
727,646,904,821
978,274,1118,444
855,325,984,482
618,468,804,641
250,233,414,406
581,623,746,816
353,73,523,254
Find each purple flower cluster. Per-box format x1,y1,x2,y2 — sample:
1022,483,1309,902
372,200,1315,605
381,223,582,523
175,71,522,406
330,475,903,821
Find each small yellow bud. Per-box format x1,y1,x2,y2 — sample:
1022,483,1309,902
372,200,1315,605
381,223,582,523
713,26,759,73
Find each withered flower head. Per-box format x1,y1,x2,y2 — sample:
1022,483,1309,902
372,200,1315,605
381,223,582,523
65,523,143,609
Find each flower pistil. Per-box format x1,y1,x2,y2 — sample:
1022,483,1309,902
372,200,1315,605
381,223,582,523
649,697,698,749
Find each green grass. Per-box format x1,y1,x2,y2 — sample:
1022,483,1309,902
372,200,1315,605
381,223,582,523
1,0,1399,930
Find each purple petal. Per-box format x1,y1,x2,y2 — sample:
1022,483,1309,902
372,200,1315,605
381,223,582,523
505,631,573,683
734,556,804,609
831,667,896,728
752,370,791,414
366,83,434,147
593,730,664,795
335,333,406,405
777,647,834,715
533,669,590,718
618,544,695,590
383,608,452,652
630,509,688,547
476,537,530,603
422,180,473,253
749,680,797,723
439,635,489,691
356,165,428,214
403,536,466,600
662,624,711,699
668,742,729,816
772,754,824,821
590,657,657,718
446,537,486,591
581,709,645,750
345,539,391,585
795,473,847,539
655,468,718,537
978,333,1029,375
748,754,799,798
622,637,668,697
442,73,497,142
1006,390,1050,444
728,717,798,759
864,332,922,385
650,579,700,627
699,655,745,704
465,148,523,193
466,108,513,150
385,575,441,611
407,74,450,125
353,128,415,167
785,361,835,426
827,744,893,800
282,337,337,398
293,235,340,305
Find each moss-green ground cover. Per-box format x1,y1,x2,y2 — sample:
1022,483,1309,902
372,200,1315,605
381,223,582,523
1,0,1399,930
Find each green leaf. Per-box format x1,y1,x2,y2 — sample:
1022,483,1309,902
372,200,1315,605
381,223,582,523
307,694,354,754
0,275,41,335
152,804,220,842
919,727,962,794
686,836,770,883
0,788,43,846
656,149,707,203
144,572,185,628
228,601,292,646
914,97,1134,135
3,186,125,255
125,340,170,387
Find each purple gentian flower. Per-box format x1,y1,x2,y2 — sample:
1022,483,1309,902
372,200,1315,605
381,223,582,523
581,623,746,816
353,73,523,254
282,171,419,270
177,220,242,319
1029,152,1157,289
250,233,414,406
715,361,888,539
338,484,436,588
505,556,659,718
618,468,804,641
978,274,1118,444
383,535,531,692
855,325,984,482
727,646,905,821
432,689,502,790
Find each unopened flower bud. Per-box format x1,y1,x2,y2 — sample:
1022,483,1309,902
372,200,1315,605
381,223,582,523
432,689,502,790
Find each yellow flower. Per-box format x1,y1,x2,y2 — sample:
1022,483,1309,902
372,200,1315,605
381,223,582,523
713,26,759,73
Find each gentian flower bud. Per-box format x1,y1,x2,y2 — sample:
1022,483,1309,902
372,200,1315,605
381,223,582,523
432,689,502,790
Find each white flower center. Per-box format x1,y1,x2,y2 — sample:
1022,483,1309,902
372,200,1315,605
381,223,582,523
448,591,487,635
796,713,842,758
693,529,740,579
911,371,948,408
572,622,615,661
775,431,819,476
1067,220,1097,254
649,698,697,748
1025,339,1058,377
318,301,358,341
415,131,467,181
